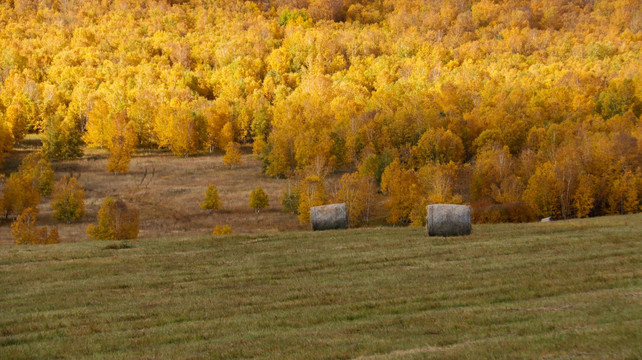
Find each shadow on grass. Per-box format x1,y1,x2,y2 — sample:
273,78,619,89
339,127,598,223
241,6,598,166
102,241,134,250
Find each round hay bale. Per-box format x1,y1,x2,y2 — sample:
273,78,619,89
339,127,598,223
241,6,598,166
426,204,471,237
310,203,348,231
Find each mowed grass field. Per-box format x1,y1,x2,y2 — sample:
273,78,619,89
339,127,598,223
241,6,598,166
1,214,641,359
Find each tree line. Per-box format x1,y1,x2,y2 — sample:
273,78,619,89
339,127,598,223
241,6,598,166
0,0,640,225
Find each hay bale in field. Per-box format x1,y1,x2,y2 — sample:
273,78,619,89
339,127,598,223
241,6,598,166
426,204,471,237
310,203,348,231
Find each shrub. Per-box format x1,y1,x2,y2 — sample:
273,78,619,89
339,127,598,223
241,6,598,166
213,225,232,235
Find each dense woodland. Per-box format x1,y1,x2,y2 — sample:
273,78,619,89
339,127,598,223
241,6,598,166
0,0,641,229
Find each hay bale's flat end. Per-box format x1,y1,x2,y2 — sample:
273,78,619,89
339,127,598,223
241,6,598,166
426,204,471,237
310,203,348,231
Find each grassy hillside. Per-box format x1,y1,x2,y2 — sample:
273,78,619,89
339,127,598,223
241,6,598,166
1,215,641,359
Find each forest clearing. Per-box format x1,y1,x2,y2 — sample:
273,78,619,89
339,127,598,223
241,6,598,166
0,138,326,244
1,214,641,359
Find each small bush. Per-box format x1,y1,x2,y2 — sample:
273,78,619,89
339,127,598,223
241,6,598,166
213,225,232,236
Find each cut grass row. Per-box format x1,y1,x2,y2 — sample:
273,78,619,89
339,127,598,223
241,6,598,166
1,214,641,359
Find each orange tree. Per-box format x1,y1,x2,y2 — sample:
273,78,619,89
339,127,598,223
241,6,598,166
86,198,140,240
12,208,59,245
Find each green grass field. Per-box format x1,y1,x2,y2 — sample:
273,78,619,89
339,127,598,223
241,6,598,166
1,215,641,359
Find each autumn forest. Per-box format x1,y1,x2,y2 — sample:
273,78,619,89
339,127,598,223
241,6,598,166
0,0,641,241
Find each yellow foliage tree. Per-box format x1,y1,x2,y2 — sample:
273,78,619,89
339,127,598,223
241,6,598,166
218,122,235,150
47,227,60,244
523,162,559,218
107,111,138,174
204,103,230,152
249,187,269,212
265,137,296,178
154,100,207,157
52,177,86,224
280,182,300,215
411,162,464,226
18,152,55,196
471,146,522,204
0,0,640,222
418,162,464,205
607,170,640,215
0,172,40,219
411,128,465,167
223,142,242,168
381,159,421,225
336,172,377,226
573,174,596,218
41,113,84,160
84,98,112,149
5,94,36,143
200,185,222,212
0,118,13,169
297,175,327,224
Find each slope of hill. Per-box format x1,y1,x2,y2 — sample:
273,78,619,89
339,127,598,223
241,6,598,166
1,214,640,359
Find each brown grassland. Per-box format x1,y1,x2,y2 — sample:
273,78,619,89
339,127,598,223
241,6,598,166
1,137,328,245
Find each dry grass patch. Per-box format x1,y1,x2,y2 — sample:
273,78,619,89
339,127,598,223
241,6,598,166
1,146,306,245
